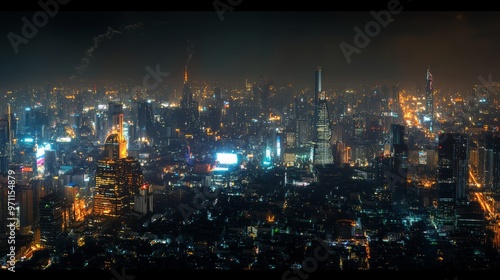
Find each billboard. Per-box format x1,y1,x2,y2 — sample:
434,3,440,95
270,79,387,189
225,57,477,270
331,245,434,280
216,153,238,165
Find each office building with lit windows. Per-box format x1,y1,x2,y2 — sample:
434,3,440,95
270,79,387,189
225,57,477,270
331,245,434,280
93,103,143,218
312,67,333,166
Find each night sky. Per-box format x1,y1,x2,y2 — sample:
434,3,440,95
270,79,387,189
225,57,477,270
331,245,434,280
1,1,500,93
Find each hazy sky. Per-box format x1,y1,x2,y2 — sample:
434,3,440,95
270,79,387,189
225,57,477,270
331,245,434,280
1,1,500,92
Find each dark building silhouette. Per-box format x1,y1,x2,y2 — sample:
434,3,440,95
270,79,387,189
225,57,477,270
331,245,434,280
437,133,469,233
389,124,408,207
137,100,154,143
180,66,199,135
39,193,66,254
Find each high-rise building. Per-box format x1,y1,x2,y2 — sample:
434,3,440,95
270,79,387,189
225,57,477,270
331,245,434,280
425,67,434,132
437,133,469,233
391,123,405,148
134,183,153,214
389,124,408,205
137,100,154,143
478,133,494,191
313,67,322,140
180,66,199,135
93,157,143,218
93,159,123,217
117,156,144,211
311,67,333,165
39,192,65,254
94,102,143,218
103,103,127,160
18,185,34,234
313,91,333,166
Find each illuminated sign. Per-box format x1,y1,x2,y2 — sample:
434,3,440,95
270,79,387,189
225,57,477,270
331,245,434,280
213,167,229,171
37,143,52,175
216,153,238,165
276,135,281,158
263,147,272,165
56,137,72,142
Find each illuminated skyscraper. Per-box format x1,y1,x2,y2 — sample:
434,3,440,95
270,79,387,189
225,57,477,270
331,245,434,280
93,159,122,217
94,102,143,218
103,103,127,160
313,67,322,140
313,91,333,166
425,67,434,132
311,67,333,165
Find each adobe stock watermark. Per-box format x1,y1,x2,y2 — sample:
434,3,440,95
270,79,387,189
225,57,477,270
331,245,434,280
178,185,221,223
130,64,170,94
6,169,17,272
213,0,243,22
339,0,404,64
7,0,70,54
282,238,332,280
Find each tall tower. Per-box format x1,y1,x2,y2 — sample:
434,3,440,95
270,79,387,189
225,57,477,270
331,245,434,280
182,66,193,104
389,124,408,206
312,67,333,166
313,67,322,140
180,66,199,135
425,67,434,132
313,90,333,166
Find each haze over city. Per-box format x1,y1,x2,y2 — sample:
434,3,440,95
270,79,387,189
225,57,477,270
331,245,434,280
1,7,500,94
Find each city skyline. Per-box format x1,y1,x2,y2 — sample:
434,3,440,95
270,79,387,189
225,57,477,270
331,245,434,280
1,6,500,94
3,2,500,275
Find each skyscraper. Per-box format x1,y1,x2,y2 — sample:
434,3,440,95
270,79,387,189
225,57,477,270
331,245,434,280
94,102,143,218
103,103,127,160
313,67,322,140
180,66,199,135
425,67,434,132
437,133,469,232
93,159,122,217
137,100,154,144
311,67,333,165
39,192,65,254
389,124,408,206
313,90,333,166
